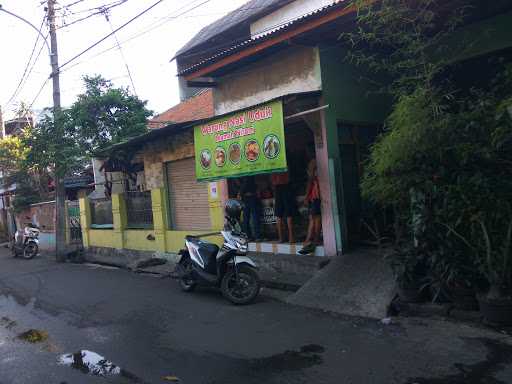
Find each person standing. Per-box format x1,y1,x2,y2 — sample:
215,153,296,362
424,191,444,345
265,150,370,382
271,171,295,243
239,176,261,241
299,158,321,255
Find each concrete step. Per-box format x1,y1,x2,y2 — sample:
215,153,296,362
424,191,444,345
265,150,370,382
286,247,395,319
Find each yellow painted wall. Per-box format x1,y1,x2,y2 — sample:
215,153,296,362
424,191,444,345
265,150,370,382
81,144,227,254
123,230,160,252
89,229,115,248
87,228,222,253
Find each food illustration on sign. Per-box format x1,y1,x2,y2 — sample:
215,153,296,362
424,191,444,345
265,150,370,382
228,142,241,164
245,140,260,162
215,147,226,167
200,149,212,169
263,134,280,159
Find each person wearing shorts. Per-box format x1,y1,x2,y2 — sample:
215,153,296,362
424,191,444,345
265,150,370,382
271,171,295,243
299,158,321,255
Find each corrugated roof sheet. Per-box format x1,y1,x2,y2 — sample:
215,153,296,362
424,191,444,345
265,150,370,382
175,0,295,58
177,0,347,76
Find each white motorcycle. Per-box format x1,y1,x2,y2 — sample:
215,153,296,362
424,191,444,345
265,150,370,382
12,224,40,259
176,200,260,305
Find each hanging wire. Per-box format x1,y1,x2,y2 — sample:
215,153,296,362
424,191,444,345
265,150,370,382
102,6,137,95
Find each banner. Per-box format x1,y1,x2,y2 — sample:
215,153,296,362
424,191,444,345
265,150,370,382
194,100,287,181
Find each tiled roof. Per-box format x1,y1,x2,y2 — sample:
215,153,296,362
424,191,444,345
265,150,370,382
148,89,214,129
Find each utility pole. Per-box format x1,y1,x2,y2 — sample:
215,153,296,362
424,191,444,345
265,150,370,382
47,0,66,262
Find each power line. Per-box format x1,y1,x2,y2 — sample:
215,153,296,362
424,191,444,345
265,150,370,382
16,32,50,106
57,0,128,29
29,78,50,108
59,0,211,73
58,0,166,70
3,15,46,108
103,8,137,95
61,1,326,75
62,0,88,8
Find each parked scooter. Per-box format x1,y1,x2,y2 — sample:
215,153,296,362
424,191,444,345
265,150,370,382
176,199,261,304
11,223,40,259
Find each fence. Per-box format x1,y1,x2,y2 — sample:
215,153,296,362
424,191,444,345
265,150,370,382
125,191,153,229
68,201,82,243
90,198,113,228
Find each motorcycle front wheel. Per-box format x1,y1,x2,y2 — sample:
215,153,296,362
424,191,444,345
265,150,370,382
178,257,196,292
221,266,260,305
23,243,38,259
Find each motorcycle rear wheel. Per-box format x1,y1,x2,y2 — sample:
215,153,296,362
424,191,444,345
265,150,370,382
221,266,260,305
23,243,38,259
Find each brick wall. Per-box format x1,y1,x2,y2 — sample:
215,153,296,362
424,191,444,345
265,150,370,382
142,129,195,189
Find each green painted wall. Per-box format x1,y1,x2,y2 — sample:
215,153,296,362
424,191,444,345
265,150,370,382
319,46,393,248
319,47,392,125
443,11,512,64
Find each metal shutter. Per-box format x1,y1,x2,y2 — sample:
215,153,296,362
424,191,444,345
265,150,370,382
166,158,211,230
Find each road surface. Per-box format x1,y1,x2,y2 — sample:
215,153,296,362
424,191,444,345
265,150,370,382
0,248,511,383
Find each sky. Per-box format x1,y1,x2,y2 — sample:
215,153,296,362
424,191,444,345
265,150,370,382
0,0,249,120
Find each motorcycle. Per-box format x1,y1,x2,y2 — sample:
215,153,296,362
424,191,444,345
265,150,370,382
11,224,40,260
176,200,261,305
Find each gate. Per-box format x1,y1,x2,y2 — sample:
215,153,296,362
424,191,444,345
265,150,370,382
67,201,82,245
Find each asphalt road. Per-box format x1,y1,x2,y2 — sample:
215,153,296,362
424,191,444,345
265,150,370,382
0,248,511,384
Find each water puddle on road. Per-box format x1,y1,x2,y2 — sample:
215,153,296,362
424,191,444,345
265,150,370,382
58,350,146,383
249,344,326,372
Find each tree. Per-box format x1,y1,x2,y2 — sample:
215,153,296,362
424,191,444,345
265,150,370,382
0,75,152,252
0,135,28,177
67,75,152,156
343,1,512,297
20,75,151,179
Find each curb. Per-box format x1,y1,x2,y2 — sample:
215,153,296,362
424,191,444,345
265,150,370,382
82,261,303,293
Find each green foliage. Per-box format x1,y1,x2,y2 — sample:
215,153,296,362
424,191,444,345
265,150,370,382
24,75,151,177
0,135,29,177
10,171,41,213
344,0,467,97
67,75,152,156
1,75,152,210
345,0,512,296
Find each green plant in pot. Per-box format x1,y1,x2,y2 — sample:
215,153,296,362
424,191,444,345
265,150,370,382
428,248,480,309
388,244,427,303
472,214,512,325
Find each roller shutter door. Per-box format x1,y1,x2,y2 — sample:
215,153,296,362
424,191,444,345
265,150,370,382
166,158,211,230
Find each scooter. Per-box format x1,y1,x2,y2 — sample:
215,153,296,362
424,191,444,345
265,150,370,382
176,200,261,305
11,224,40,259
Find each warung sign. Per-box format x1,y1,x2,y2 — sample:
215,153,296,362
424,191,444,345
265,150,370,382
194,100,287,182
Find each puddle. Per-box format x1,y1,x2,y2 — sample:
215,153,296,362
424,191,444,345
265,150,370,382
58,350,146,383
406,338,512,384
0,316,17,329
249,344,325,372
17,329,49,343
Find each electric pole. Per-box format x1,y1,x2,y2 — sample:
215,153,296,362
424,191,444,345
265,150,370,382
47,0,66,262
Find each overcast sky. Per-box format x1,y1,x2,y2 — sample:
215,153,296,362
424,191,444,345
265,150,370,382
0,0,249,120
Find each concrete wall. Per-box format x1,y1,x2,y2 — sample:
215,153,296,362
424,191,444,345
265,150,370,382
15,200,78,252
213,45,322,115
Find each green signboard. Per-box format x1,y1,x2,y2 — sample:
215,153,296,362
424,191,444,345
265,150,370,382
194,100,287,181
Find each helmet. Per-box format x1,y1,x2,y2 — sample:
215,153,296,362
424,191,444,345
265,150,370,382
225,199,242,219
